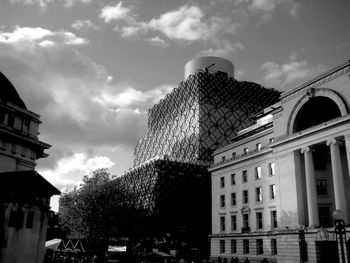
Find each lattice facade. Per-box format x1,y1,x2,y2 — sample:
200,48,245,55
134,71,280,166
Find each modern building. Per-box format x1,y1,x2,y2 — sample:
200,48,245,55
118,57,280,256
0,72,60,263
210,60,350,262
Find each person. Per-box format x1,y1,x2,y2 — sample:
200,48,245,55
223,258,227,263
261,258,268,263
218,257,222,263
244,258,249,263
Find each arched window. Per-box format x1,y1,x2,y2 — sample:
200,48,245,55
293,96,341,133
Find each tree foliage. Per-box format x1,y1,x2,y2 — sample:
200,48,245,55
58,168,141,249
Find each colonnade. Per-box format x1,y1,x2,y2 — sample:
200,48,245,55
301,138,348,227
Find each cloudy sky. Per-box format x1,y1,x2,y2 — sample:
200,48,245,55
0,0,349,210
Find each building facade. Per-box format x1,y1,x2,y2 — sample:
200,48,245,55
118,57,280,256
210,60,350,262
0,72,60,263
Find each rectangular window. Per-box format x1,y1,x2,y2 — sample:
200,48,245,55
231,215,237,231
316,179,328,196
242,170,248,183
269,138,274,143
220,176,225,188
256,187,263,202
7,114,14,127
269,163,275,176
11,143,16,154
243,240,249,254
271,239,277,255
243,214,249,230
255,166,262,179
220,240,225,253
26,211,34,229
243,190,248,204
270,184,276,200
256,239,264,255
222,156,226,162
232,152,236,159
231,240,237,254
220,216,226,232
256,143,261,151
231,173,236,185
8,209,24,228
220,195,225,208
243,148,248,155
256,212,263,230
231,193,236,206
271,211,278,228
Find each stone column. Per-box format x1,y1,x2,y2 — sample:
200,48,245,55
327,139,348,223
301,147,319,228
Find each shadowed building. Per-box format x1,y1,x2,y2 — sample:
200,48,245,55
117,57,280,256
210,60,350,262
0,72,60,263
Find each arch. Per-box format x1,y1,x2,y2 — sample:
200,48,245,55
287,88,348,134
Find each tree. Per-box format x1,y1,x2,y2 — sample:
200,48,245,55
59,168,140,250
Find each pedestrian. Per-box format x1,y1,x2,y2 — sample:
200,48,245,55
244,258,249,263
223,258,227,263
260,258,268,263
218,256,222,263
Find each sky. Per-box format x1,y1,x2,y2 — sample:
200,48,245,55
0,0,349,211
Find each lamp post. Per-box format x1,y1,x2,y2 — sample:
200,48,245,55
333,210,347,263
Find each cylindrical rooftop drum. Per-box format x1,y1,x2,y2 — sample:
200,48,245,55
184,56,234,80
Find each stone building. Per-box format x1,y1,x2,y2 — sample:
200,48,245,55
210,60,350,262
0,72,60,263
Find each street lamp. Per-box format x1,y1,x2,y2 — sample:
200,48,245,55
332,210,347,263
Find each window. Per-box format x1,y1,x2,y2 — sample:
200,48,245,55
269,138,274,143
220,240,225,253
231,240,237,254
22,119,30,134
220,195,225,208
8,209,24,228
242,170,248,183
26,211,34,229
255,166,262,179
271,239,277,255
270,184,276,200
220,177,225,188
243,214,249,229
243,240,249,254
231,215,237,231
222,156,226,162
232,152,236,159
220,216,226,232
256,239,264,255
256,143,261,151
7,114,14,127
243,148,248,155
231,173,236,185
316,179,328,196
271,211,278,228
11,143,16,154
269,163,275,176
256,187,263,202
243,190,248,204
319,206,331,227
231,193,236,206
256,212,263,229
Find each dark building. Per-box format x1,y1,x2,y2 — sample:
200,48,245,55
0,72,60,263
118,57,280,256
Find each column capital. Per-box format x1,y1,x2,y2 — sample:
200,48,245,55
301,147,313,154
326,138,341,146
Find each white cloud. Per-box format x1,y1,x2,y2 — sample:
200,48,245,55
198,40,244,57
261,56,326,89
0,26,89,46
9,0,91,8
146,36,169,48
71,20,99,32
100,2,133,23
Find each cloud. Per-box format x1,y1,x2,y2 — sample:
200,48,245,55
146,36,169,48
100,2,133,23
0,26,89,46
260,56,326,90
39,152,114,191
198,40,244,57
9,0,91,8
0,27,174,192
71,20,99,32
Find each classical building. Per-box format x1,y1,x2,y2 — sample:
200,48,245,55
117,57,280,256
210,60,350,262
0,72,60,263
